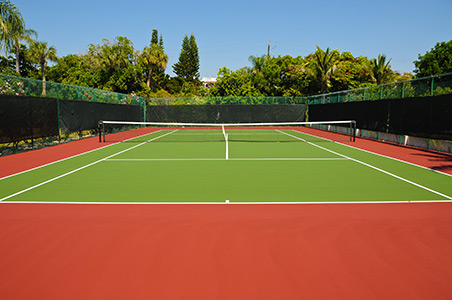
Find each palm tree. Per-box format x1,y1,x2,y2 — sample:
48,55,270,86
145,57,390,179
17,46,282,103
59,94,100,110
248,55,270,92
310,46,340,94
10,27,36,73
249,55,269,73
28,41,57,95
1,1,36,74
141,43,168,88
0,0,24,55
370,54,393,85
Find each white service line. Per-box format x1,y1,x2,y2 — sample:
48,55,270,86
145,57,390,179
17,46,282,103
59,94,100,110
277,130,452,200
0,130,178,202
105,158,348,161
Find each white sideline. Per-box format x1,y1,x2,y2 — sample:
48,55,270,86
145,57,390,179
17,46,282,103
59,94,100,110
277,130,452,200
2,200,452,205
0,130,178,202
296,128,452,178
0,129,162,181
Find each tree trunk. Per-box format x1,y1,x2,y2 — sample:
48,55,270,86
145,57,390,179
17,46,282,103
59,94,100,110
146,67,153,88
41,63,46,96
15,45,20,74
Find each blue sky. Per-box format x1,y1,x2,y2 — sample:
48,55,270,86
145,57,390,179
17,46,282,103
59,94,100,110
15,0,452,78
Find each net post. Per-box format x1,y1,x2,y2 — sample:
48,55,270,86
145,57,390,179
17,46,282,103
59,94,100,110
98,121,103,143
351,120,356,142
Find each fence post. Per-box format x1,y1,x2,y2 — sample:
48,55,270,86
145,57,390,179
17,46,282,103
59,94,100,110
380,86,383,99
56,85,61,143
402,82,405,98
430,76,434,96
142,98,146,122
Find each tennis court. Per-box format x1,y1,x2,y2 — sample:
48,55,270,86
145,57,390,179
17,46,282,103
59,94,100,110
2,124,451,203
1,124,452,299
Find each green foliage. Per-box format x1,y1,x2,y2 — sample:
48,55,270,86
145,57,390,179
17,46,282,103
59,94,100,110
332,55,374,91
173,34,200,82
86,36,140,93
0,45,35,76
209,67,262,97
414,40,452,77
47,54,94,87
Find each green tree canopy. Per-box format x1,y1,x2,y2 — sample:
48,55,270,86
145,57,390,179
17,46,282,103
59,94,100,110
414,40,452,77
210,67,263,97
47,54,98,87
86,36,141,93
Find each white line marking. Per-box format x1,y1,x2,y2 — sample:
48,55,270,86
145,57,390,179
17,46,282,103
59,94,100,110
1,200,452,205
0,130,162,181
0,130,178,202
295,129,452,178
277,130,452,200
104,158,349,161
102,120,355,127
225,133,229,160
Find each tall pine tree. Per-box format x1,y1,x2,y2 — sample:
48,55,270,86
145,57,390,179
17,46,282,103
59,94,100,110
173,33,199,82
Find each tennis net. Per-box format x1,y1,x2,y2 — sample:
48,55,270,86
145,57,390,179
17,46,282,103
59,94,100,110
98,121,356,143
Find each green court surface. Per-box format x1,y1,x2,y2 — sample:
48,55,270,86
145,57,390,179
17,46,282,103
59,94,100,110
1,129,451,203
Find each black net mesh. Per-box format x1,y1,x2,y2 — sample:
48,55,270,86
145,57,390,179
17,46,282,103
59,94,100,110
146,104,307,123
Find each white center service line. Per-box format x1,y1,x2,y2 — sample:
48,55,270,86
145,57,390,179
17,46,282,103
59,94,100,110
105,158,348,161
0,130,178,202
276,130,452,200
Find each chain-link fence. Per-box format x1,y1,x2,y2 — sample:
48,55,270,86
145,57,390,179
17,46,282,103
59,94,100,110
307,72,452,104
0,74,146,105
1,72,451,106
